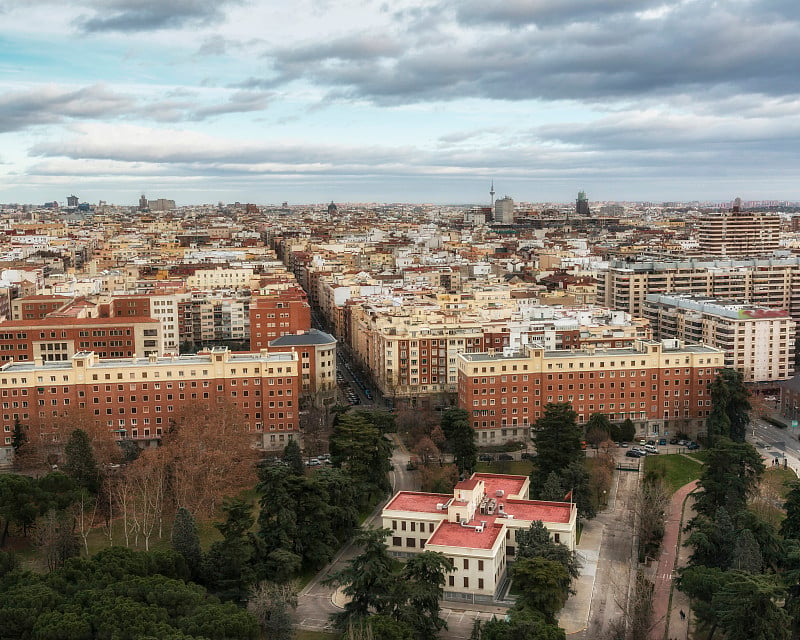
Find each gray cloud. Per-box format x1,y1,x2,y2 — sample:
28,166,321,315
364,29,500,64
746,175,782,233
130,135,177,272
0,84,131,133
0,84,271,131
255,0,800,105
78,0,241,33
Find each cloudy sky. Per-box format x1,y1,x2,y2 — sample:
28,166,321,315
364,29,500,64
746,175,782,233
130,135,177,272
1,0,799,206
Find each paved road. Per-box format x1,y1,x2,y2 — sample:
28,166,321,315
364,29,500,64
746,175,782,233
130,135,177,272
749,415,800,471
649,480,698,640
572,455,639,639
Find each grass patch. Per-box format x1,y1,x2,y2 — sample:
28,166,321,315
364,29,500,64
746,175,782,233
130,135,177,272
643,454,703,494
475,460,534,476
687,450,709,463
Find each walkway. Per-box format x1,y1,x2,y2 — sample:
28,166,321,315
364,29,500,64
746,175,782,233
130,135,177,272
649,480,697,640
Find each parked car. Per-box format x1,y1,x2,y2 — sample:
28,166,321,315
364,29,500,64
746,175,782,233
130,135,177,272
670,438,679,445
626,450,644,458
687,442,700,450
639,439,647,446
658,438,667,446
644,444,659,454
630,447,647,456
497,453,514,461
306,458,321,467
678,439,688,446
478,454,495,462
646,440,656,446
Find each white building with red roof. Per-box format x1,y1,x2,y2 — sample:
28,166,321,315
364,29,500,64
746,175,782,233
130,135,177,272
381,472,577,603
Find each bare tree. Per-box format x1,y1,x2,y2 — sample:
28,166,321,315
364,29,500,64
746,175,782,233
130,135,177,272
632,478,670,563
125,449,168,551
301,397,333,458
72,490,98,557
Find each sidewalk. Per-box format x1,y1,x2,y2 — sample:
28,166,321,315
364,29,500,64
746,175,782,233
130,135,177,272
649,480,697,640
561,516,603,634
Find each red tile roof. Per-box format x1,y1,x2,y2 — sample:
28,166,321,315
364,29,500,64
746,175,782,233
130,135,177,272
473,473,527,499
454,477,481,491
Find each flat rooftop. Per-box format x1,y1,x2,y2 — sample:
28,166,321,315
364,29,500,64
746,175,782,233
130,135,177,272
473,473,527,500
426,520,504,550
384,491,453,514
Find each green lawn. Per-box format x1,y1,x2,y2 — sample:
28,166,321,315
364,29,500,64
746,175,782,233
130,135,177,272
475,460,534,476
643,454,703,494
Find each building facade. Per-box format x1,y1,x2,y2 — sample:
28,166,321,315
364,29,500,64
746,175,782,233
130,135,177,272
457,338,725,443
697,210,781,256
0,346,300,465
644,294,795,382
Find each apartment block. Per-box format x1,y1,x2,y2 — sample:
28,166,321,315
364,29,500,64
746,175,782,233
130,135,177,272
457,339,725,443
644,294,795,383
697,210,781,256
249,287,312,349
0,346,299,465
597,258,800,318
0,316,163,363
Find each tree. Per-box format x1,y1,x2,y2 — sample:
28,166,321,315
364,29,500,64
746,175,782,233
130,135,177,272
707,369,751,444
687,507,736,570
585,413,612,447
324,528,398,627
11,417,26,452
161,401,260,519
247,581,298,640
713,572,790,640
330,413,393,507
439,408,477,476
63,429,101,494
203,498,258,602
619,418,636,443
677,565,732,638
282,438,304,476
395,551,454,638
540,473,565,502
731,529,763,573
418,463,459,493
559,460,594,520
511,557,570,625
0,473,41,547
471,608,565,640
633,478,670,563
413,436,440,467
516,520,580,583
172,506,202,578
532,403,582,491
782,481,800,540
35,509,80,572
694,439,764,518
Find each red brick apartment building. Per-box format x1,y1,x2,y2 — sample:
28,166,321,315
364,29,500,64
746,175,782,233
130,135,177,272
0,317,162,363
0,346,300,466
457,339,725,444
249,287,311,349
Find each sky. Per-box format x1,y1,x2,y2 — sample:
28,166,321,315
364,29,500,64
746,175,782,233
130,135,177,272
1,0,800,206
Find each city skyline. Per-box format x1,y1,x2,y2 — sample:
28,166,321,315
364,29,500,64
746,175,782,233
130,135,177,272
2,0,800,205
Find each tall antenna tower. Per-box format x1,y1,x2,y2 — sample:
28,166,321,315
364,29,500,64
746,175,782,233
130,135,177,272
490,181,495,208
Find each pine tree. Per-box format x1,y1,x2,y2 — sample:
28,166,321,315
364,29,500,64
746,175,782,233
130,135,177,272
532,403,582,491
171,506,202,577
282,439,304,476
11,418,26,452
731,528,763,573
63,429,101,494
540,472,565,501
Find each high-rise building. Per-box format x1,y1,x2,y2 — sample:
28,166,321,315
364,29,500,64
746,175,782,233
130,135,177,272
66,195,79,207
494,197,514,224
576,191,590,216
138,194,148,211
697,210,780,256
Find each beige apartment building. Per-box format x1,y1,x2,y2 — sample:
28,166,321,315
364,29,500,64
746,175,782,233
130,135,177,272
597,258,800,318
643,294,795,383
382,473,576,603
697,210,781,256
